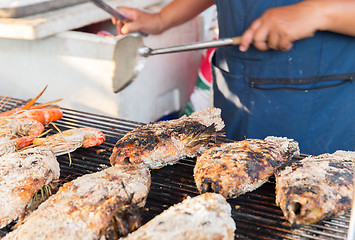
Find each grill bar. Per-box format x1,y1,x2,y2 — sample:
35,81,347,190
0,96,351,239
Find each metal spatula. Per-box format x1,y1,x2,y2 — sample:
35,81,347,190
90,0,242,93
112,35,241,93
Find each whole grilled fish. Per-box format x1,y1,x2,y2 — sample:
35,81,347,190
0,147,60,229
194,136,299,199
3,164,151,240
121,193,236,240
275,150,355,225
110,108,224,169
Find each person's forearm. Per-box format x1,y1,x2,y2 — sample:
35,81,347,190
312,0,355,36
159,0,215,32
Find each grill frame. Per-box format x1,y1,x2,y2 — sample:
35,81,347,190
0,96,351,239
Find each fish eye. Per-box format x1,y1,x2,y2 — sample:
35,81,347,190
290,202,302,216
121,157,131,165
201,182,214,193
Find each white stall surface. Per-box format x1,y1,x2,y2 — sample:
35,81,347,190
0,0,88,18
0,0,161,40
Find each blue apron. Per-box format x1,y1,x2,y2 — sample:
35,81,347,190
213,0,355,155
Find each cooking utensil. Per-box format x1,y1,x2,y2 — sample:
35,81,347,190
114,34,145,94
89,0,146,92
138,36,241,57
91,0,147,36
113,35,241,93
90,0,128,22
90,0,242,93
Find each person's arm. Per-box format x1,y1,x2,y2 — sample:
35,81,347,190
239,0,355,52
114,0,215,35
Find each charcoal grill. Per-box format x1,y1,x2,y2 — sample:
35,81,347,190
0,96,351,239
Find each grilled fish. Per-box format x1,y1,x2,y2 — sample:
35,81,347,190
194,136,299,199
121,193,236,240
3,164,151,240
110,108,224,169
275,150,355,225
0,147,60,229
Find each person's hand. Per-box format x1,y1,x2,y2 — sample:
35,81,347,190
239,1,325,52
112,7,164,35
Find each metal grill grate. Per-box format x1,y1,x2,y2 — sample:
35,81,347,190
0,96,350,239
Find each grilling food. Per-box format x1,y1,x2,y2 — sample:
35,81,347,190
3,164,151,240
0,136,37,157
110,108,225,169
0,85,61,118
0,118,44,139
32,127,106,156
0,147,60,229
275,150,355,225
121,193,236,240
10,108,63,125
194,136,300,199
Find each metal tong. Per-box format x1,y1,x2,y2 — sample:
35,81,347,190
90,0,128,22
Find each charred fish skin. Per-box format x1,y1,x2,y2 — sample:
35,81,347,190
121,193,236,240
276,150,355,226
110,108,225,169
194,136,299,199
0,147,59,229
3,165,151,240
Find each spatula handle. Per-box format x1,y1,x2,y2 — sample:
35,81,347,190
231,36,242,45
146,36,242,56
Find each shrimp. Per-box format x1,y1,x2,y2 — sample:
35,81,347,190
0,86,62,118
32,128,106,156
0,136,36,157
11,108,63,125
0,118,44,139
